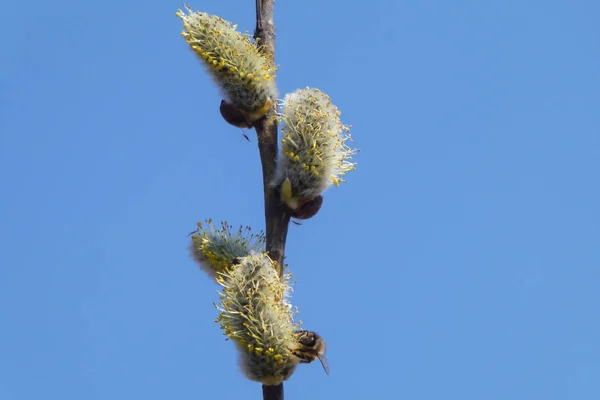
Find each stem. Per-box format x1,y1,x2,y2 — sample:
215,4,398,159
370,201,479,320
253,0,289,278
253,1,289,399
262,383,284,400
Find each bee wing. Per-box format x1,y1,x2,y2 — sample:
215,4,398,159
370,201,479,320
317,354,330,375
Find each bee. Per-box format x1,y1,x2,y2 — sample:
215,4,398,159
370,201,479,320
291,330,330,375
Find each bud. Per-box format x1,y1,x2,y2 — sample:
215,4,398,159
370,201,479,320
219,100,253,128
216,253,301,385
288,193,324,220
188,219,265,280
274,88,357,212
177,7,277,123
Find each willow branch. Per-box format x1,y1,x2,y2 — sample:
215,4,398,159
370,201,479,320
252,0,289,278
253,1,288,399
262,383,284,400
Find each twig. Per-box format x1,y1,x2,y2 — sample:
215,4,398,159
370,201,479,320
252,0,288,278
262,383,284,400
253,1,288,399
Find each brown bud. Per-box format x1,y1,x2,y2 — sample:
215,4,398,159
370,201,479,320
219,100,252,128
288,195,324,220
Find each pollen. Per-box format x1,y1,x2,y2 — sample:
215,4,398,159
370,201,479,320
177,6,277,119
272,87,358,200
215,253,300,384
188,219,265,280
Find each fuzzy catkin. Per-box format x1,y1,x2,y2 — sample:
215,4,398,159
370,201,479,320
275,88,357,207
189,220,265,280
217,253,300,385
177,6,277,118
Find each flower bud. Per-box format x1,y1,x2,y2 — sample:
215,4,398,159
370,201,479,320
188,219,265,280
177,7,277,123
288,194,323,220
216,253,300,384
219,99,253,128
274,88,357,211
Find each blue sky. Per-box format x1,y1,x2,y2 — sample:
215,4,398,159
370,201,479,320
1,0,599,399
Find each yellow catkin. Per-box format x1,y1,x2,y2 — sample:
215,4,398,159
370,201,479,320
177,7,277,120
274,88,358,206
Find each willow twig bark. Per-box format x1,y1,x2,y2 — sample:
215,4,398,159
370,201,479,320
252,0,288,278
253,1,288,399
262,383,284,400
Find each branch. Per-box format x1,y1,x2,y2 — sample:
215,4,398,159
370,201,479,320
253,1,289,399
262,383,284,400
253,0,288,278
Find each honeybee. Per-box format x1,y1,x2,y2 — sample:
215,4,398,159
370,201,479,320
292,330,330,375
